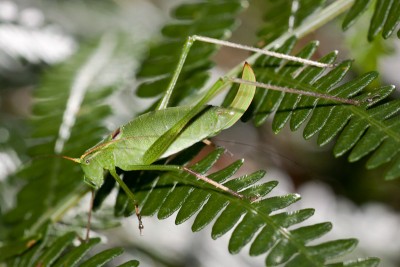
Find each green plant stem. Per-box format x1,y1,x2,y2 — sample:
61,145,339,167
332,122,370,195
225,0,356,81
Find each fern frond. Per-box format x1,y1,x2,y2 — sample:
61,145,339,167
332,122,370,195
135,0,247,107
343,0,400,40
1,36,128,239
0,223,139,267
238,38,399,180
108,145,379,266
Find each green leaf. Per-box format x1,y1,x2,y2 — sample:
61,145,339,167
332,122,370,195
33,232,76,266
79,247,124,267
333,100,400,157
15,222,51,267
343,0,400,40
382,1,400,38
53,238,101,267
228,212,264,254
250,36,298,126
157,148,224,219
175,159,244,225
117,260,140,267
303,72,379,138
309,239,358,259
368,0,394,40
249,209,315,256
342,0,374,31
0,235,40,262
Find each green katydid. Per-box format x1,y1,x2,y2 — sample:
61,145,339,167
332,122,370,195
62,35,360,237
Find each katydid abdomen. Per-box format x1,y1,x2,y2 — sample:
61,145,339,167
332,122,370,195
98,105,240,169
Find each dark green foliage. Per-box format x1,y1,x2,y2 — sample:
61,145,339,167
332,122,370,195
343,0,400,40
79,247,124,267
53,238,101,267
34,232,76,266
1,41,116,240
0,228,137,267
0,234,41,262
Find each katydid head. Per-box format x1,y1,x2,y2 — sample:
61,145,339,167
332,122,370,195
80,156,104,190
62,155,104,189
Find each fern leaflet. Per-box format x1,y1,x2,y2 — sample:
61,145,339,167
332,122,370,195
343,0,400,40
0,222,139,267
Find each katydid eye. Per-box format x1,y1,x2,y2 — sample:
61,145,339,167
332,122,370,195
85,159,90,164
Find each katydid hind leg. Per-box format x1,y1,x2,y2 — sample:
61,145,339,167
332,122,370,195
158,34,335,111
147,34,343,165
157,34,358,116
117,164,255,201
202,138,233,157
181,166,245,199
202,139,213,146
229,77,361,105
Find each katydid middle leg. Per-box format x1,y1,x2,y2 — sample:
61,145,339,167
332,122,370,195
110,169,144,234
